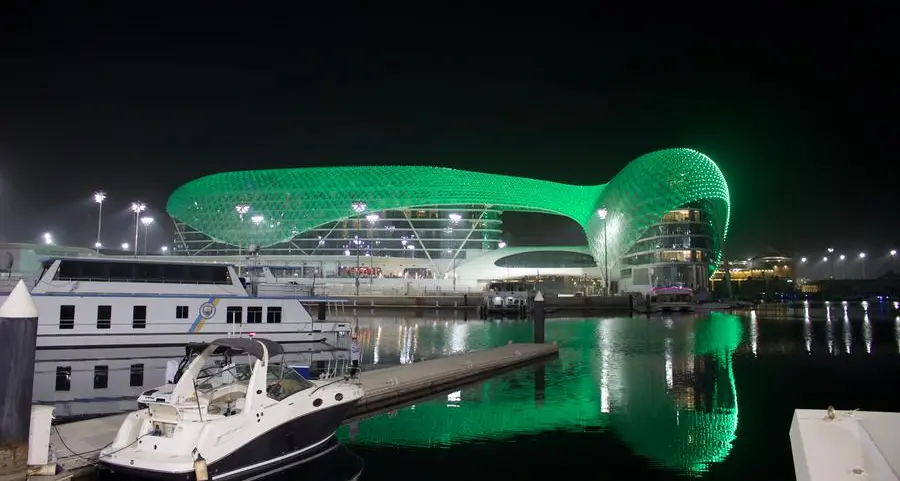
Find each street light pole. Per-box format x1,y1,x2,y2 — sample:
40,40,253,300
598,208,609,295
94,192,105,253
140,217,154,255
827,247,835,279
859,252,866,278
130,202,146,257
351,201,367,296
891,250,897,273
235,204,250,277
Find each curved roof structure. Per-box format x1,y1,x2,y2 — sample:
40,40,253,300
167,147,730,272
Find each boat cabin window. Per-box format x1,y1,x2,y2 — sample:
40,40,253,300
133,306,147,329
266,307,282,323
130,363,145,387
176,306,189,319
266,363,314,401
226,306,243,324
59,305,75,329
55,366,72,391
53,260,232,284
247,306,263,324
96,305,112,329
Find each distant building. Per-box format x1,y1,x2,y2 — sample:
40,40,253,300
165,148,731,294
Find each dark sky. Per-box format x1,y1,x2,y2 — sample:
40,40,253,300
0,4,894,259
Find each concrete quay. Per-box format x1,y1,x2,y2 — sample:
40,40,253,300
306,294,632,311
45,342,558,480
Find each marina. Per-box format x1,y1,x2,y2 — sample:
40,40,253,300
46,342,558,479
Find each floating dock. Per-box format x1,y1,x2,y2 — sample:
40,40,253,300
790,408,900,481
46,342,558,479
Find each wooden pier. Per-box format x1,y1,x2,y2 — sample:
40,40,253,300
45,342,558,479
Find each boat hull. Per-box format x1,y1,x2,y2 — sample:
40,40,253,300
101,401,355,481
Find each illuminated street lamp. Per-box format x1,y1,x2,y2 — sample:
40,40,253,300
597,208,609,295
826,247,835,279
251,214,264,225
160,246,169,254
94,191,106,253
350,201,367,296
448,213,462,224
130,202,146,257
140,216,154,255
891,249,898,273
121,242,130,251
859,252,867,279
43,232,53,245
498,241,507,249
800,257,807,263
838,254,846,279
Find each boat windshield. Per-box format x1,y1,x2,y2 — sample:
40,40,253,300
265,362,314,401
192,360,254,407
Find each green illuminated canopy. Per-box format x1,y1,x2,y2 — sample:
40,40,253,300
167,148,730,271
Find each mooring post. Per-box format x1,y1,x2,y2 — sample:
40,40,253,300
0,281,39,481
533,290,545,344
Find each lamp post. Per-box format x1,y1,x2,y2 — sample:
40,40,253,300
891,249,897,273
130,202,146,257
366,214,379,287
351,201,367,296
827,247,835,279
235,204,250,277
598,208,609,295
140,216,154,255
838,254,846,279
859,252,866,279
93,191,106,253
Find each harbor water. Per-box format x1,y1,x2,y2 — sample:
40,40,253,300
39,303,900,480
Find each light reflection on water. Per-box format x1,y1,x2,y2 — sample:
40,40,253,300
34,308,900,480
344,314,742,477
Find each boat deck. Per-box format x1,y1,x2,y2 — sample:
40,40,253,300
48,342,558,478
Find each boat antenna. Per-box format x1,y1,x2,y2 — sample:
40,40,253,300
192,378,204,422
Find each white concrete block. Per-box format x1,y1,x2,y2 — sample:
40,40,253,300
790,409,899,481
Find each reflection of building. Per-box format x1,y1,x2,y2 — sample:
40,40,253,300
166,148,731,294
344,315,742,476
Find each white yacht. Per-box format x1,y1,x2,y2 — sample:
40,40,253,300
32,343,349,419
100,337,363,480
0,257,350,348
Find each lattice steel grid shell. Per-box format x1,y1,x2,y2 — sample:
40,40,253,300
167,148,730,274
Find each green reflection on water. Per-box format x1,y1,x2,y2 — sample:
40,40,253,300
341,314,742,476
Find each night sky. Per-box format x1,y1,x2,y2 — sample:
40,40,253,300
0,5,894,259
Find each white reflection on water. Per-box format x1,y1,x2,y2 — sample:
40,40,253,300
373,325,382,365
665,337,674,390
803,305,812,354
598,321,612,413
450,323,469,354
895,316,900,354
826,316,835,355
749,310,758,357
863,313,872,354
843,308,851,354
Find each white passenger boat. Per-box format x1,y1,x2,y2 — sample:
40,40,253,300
100,337,363,480
0,257,350,349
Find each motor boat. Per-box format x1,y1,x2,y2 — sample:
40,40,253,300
100,337,363,480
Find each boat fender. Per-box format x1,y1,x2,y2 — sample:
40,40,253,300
193,449,209,481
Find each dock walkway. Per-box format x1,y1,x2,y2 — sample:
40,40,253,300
47,342,557,478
